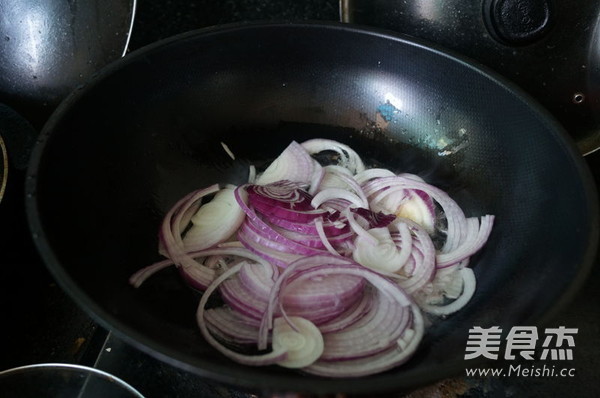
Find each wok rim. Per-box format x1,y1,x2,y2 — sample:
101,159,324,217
25,21,599,395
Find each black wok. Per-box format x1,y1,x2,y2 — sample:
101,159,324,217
26,23,598,395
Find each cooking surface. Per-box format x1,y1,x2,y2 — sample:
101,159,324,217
1,1,599,397
342,0,600,155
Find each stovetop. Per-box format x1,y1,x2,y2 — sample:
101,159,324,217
1,1,599,397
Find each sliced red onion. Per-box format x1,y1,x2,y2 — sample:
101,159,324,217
268,224,332,249
352,227,410,273
260,256,419,343
317,198,353,213
283,272,366,310
311,188,366,209
245,183,329,223
393,218,436,294
318,289,411,361
196,262,288,365
394,190,436,234
436,215,495,268
343,206,377,246
191,248,270,289
269,222,354,250
304,324,423,377
205,306,262,345
301,138,366,174
258,255,356,349
240,219,328,257
272,316,324,368
314,217,343,256
219,260,365,326
320,166,369,206
307,163,325,196
160,184,219,258
183,187,247,252
248,181,313,209
238,261,279,296
362,176,468,255
317,287,373,334
237,227,302,268
248,164,256,184
256,141,318,187
256,255,423,377
132,139,496,377
353,168,396,185
129,258,174,288
416,267,477,315
315,166,354,194
220,273,268,320
158,184,221,288
350,207,397,229
264,214,349,237
364,175,436,233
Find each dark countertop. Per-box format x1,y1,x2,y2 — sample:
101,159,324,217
1,1,599,397
128,0,340,50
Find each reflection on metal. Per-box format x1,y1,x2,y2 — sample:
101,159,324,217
339,0,350,22
0,135,7,203
0,362,145,397
0,0,136,123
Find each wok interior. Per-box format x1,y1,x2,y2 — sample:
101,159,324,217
29,24,596,394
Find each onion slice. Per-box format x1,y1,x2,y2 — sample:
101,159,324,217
131,138,496,378
256,141,322,188
301,138,366,174
197,262,288,365
183,187,246,251
272,316,324,368
417,267,477,315
353,227,409,273
256,254,424,377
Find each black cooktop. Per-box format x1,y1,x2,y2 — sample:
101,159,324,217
1,1,599,397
